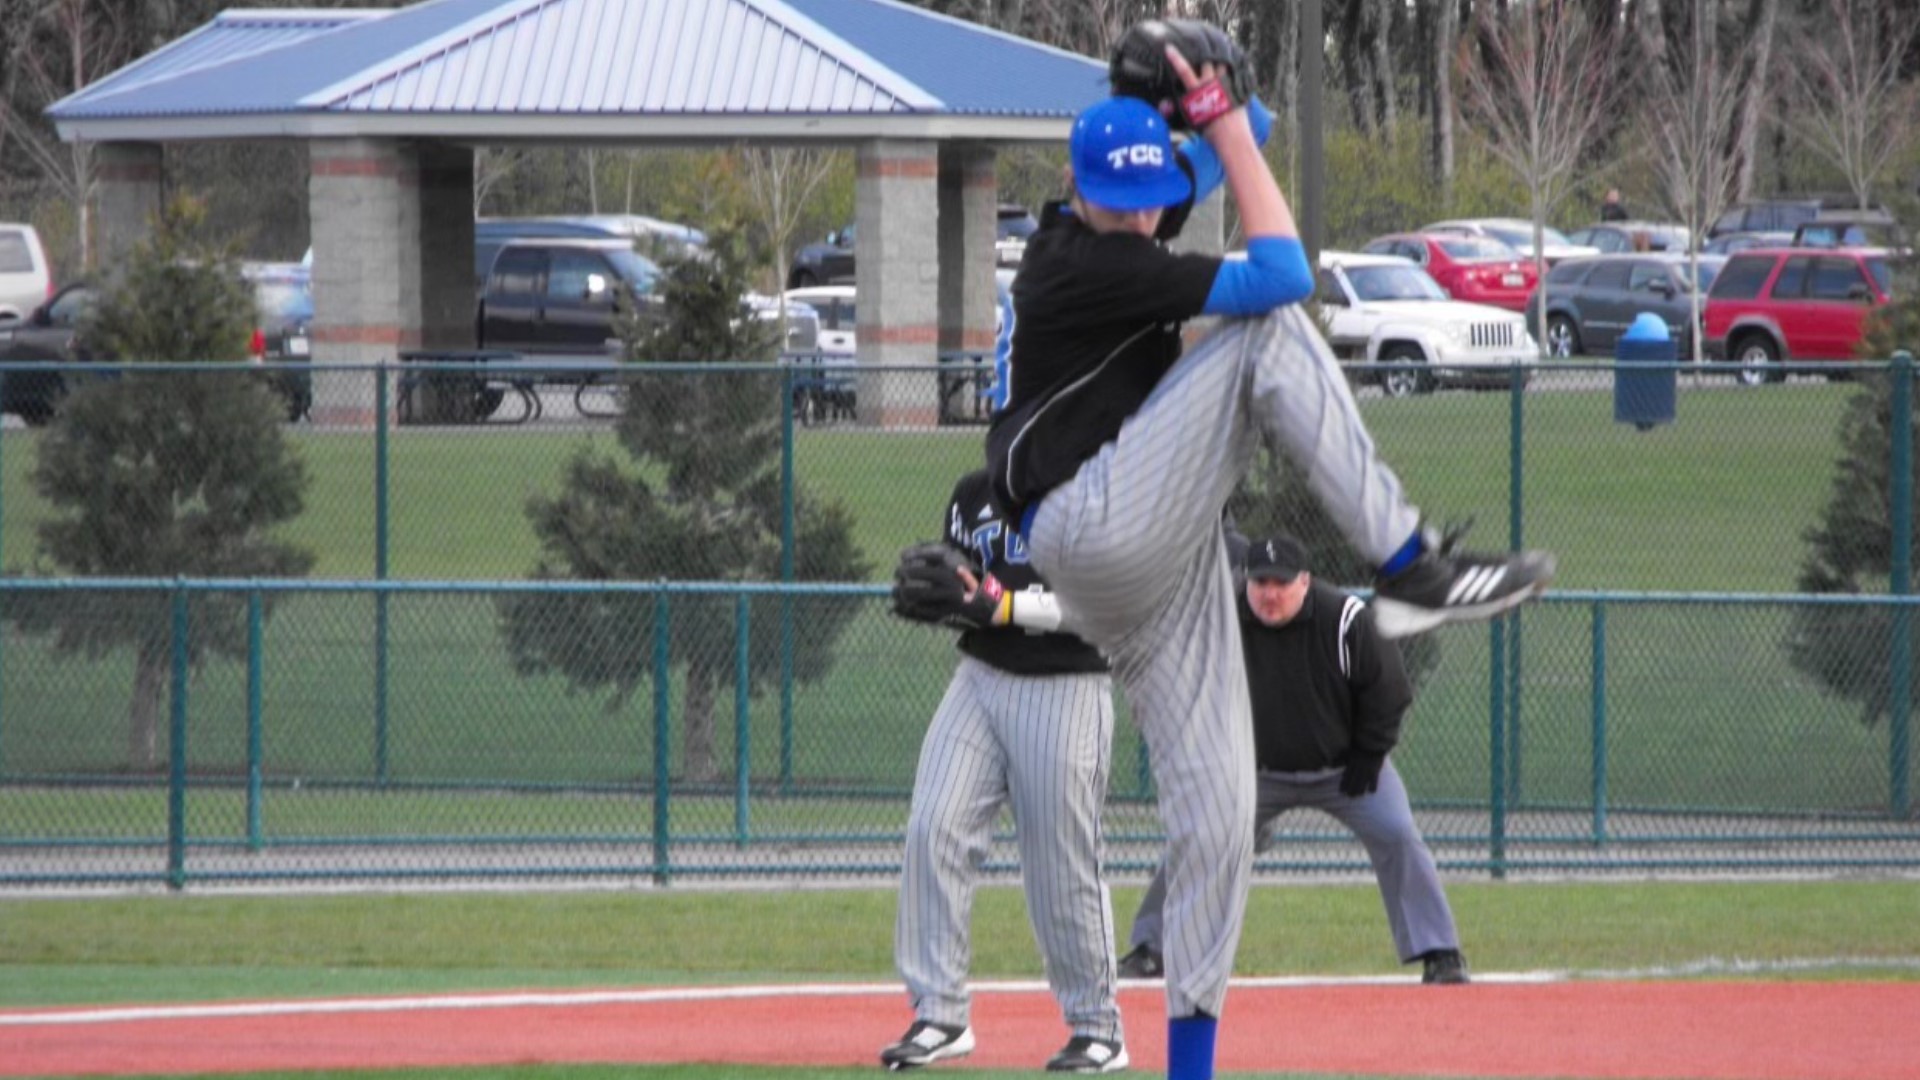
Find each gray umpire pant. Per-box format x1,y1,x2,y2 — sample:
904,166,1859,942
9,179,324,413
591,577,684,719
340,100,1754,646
1026,305,1423,1019
895,657,1123,1043
1129,760,1461,964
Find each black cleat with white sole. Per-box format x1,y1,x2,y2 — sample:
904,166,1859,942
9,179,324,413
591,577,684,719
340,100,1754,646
1046,1035,1129,1073
880,1020,975,1070
1372,525,1556,639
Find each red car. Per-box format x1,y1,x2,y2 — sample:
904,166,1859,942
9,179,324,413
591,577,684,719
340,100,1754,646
1362,232,1537,311
1703,247,1894,385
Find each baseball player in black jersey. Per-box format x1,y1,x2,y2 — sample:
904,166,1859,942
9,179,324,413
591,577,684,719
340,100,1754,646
1117,534,1469,987
981,27,1550,1080
882,470,1126,1074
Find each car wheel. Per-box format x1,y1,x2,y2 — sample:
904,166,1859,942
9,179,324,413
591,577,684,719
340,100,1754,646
1379,345,1433,398
1546,314,1581,359
1731,333,1781,387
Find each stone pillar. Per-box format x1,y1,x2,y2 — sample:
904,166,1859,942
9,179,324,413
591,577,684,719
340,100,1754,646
1169,188,1225,256
937,143,998,425
854,139,940,428
94,142,164,271
308,139,475,427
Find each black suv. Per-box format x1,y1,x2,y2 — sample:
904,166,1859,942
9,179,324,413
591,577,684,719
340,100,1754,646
479,238,664,354
787,204,1036,287
1708,196,1887,239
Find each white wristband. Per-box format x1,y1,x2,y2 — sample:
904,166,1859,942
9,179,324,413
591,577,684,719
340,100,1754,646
1008,591,1065,633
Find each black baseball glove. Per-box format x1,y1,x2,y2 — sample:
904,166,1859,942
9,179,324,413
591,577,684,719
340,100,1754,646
890,542,1009,630
1109,18,1255,131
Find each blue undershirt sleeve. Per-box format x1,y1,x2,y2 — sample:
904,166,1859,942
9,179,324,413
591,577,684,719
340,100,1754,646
1201,236,1313,316
1175,98,1272,206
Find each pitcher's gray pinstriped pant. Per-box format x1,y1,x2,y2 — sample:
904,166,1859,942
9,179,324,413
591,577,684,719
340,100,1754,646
1129,761,1462,963
1025,305,1423,1018
895,655,1123,1043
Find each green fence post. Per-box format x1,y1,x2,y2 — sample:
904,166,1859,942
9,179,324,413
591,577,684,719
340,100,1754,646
1506,361,1525,804
1891,351,1913,819
375,364,391,786
1488,618,1507,880
653,590,672,886
735,593,752,849
168,583,190,891
1590,600,1607,846
246,589,263,852
0,372,7,777
779,366,797,795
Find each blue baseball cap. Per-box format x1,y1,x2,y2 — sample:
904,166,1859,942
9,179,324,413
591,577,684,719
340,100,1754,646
1070,97,1191,212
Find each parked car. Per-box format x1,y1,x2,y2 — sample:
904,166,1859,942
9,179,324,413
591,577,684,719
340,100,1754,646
1703,230,1793,256
995,204,1039,269
240,261,314,421
789,205,1035,286
1526,253,1725,358
1361,232,1536,311
474,215,705,283
1564,221,1692,254
788,223,857,288
0,281,95,424
0,222,53,324
0,269,313,424
479,238,665,354
1790,209,1908,252
1420,218,1598,264
1707,197,1834,239
1703,247,1895,385
1315,251,1536,397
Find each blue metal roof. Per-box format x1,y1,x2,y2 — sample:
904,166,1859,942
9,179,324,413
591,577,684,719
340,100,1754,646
50,0,1106,138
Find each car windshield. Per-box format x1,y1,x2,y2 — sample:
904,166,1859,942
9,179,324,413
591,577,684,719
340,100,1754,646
607,249,662,293
998,217,1038,240
1344,265,1449,301
252,279,312,321
1867,257,1893,294
1435,236,1516,260
1486,223,1573,249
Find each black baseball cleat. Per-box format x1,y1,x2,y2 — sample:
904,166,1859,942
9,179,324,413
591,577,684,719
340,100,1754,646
1421,948,1471,985
880,1020,975,1070
1046,1035,1129,1073
1372,525,1556,639
1115,943,1164,979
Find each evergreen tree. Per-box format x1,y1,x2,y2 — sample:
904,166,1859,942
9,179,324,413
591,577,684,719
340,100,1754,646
499,225,869,782
4,195,314,769
1787,266,1920,725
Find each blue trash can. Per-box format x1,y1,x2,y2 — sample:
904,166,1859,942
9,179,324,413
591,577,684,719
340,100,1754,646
1614,312,1676,430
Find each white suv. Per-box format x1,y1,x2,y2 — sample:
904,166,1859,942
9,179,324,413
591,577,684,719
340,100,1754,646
0,223,52,323
1316,250,1536,397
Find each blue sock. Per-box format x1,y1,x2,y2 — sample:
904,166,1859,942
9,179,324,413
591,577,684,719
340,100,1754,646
1379,529,1426,577
1167,1013,1217,1080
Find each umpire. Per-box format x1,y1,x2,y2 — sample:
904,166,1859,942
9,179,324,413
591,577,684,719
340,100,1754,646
1117,534,1469,985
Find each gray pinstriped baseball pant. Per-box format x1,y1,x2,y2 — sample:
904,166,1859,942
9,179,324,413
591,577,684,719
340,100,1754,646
1025,305,1423,1019
894,656,1123,1043
1129,760,1462,964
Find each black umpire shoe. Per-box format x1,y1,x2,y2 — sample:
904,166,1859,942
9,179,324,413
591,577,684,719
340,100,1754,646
1372,524,1556,639
1421,948,1471,985
1115,943,1164,979
880,1020,975,1070
1046,1035,1129,1073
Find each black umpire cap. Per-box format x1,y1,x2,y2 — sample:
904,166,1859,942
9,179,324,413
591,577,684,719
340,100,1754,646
1244,534,1309,582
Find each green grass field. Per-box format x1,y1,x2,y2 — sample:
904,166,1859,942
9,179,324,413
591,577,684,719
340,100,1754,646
3,881,1918,1080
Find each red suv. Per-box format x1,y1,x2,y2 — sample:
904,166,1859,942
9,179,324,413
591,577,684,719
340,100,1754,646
1703,248,1894,384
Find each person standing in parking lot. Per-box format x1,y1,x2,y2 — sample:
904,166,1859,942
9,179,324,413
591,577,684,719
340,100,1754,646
1600,189,1629,222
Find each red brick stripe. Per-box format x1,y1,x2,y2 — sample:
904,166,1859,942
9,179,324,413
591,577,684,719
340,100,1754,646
312,325,421,347
858,157,938,180
867,324,939,345
311,157,404,179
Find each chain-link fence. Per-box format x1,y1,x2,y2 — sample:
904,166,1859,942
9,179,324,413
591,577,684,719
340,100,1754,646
0,356,1916,887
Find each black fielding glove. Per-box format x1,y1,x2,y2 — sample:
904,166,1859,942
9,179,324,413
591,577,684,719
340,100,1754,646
1109,18,1254,131
890,542,1010,630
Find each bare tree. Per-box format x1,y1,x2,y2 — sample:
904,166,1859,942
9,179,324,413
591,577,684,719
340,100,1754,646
1726,0,1780,199
1641,0,1746,363
1782,0,1919,210
739,146,842,298
0,0,125,272
1428,0,1459,191
1455,0,1622,353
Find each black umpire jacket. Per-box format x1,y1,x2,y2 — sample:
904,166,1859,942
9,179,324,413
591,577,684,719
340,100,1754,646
1242,580,1413,773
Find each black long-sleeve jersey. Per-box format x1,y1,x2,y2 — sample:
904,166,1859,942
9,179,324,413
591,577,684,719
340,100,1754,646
942,470,1106,677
